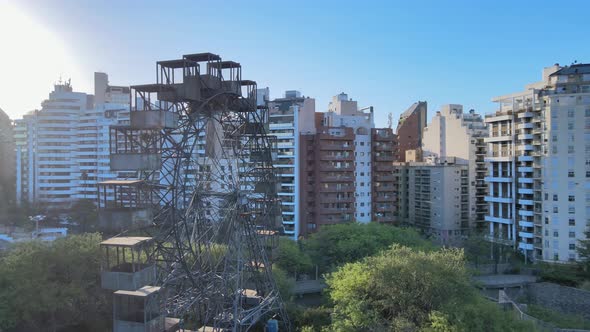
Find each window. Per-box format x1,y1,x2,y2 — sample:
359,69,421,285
553,146,558,154
568,146,575,153
569,231,576,238
569,206,575,214
568,109,575,118
569,244,576,250
553,194,558,201
568,171,575,177
568,122,575,130
552,135,558,142
586,109,590,117
545,193,549,200
586,171,590,178
553,231,559,237
545,217,549,224
553,206,559,213
569,219,576,226
569,195,575,202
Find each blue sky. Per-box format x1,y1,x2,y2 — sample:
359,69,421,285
6,0,590,127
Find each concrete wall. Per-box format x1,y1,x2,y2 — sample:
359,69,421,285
527,282,590,320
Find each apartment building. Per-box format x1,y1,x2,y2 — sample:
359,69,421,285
396,101,427,162
395,157,469,245
300,125,356,235
299,93,398,236
485,63,590,262
267,90,316,239
15,73,129,208
324,93,374,223
371,128,399,224
422,105,488,230
0,108,15,210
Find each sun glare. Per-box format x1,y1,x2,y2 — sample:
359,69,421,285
0,3,83,118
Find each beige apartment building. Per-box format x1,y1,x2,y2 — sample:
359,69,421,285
395,157,469,245
422,104,488,230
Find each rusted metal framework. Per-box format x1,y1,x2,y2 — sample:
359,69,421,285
99,52,288,331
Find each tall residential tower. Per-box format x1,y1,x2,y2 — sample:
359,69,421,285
485,64,590,262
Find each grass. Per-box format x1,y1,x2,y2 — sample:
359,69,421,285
525,304,590,330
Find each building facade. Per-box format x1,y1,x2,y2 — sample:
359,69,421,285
394,157,469,245
485,64,590,262
14,73,129,208
268,90,316,239
371,128,399,224
298,93,398,236
396,101,427,162
422,104,488,230
0,108,15,212
324,93,374,223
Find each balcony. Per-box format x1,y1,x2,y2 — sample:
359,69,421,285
518,210,534,217
374,205,394,212
374,155,395,162
374,215,397,223
517,123,534,130
484,135,512,143
517,188,533,195
518,242,534,251
484,215,513,224
374,186,395,192
319,196,354,204
484,176,513,183
318,207,354,215
517,112,534,118
319,143,353,151
518,220,534,228
374,175,395,182
374,195,395,202
320,154,354,161
319,165,354,172
323,175,354,182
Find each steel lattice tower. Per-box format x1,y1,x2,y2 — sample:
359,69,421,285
98,53,290,332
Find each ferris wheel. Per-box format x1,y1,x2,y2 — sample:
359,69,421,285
97,53,289,332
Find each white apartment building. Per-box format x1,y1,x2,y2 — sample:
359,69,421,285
15,73,129,208
395,157,469,245
485,63,590,262
324,93,375,223
267,90,316,239
422,105,488,230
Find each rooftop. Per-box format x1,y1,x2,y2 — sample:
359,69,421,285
98,179,144,186
550,63,590,76
114,285,160,297
101,236,153,248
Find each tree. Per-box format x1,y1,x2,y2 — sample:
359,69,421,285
0,233,110,332
325,244,535,331
70,199,98,232
577,224,590,275
275,237,313,276
304,223,433,272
